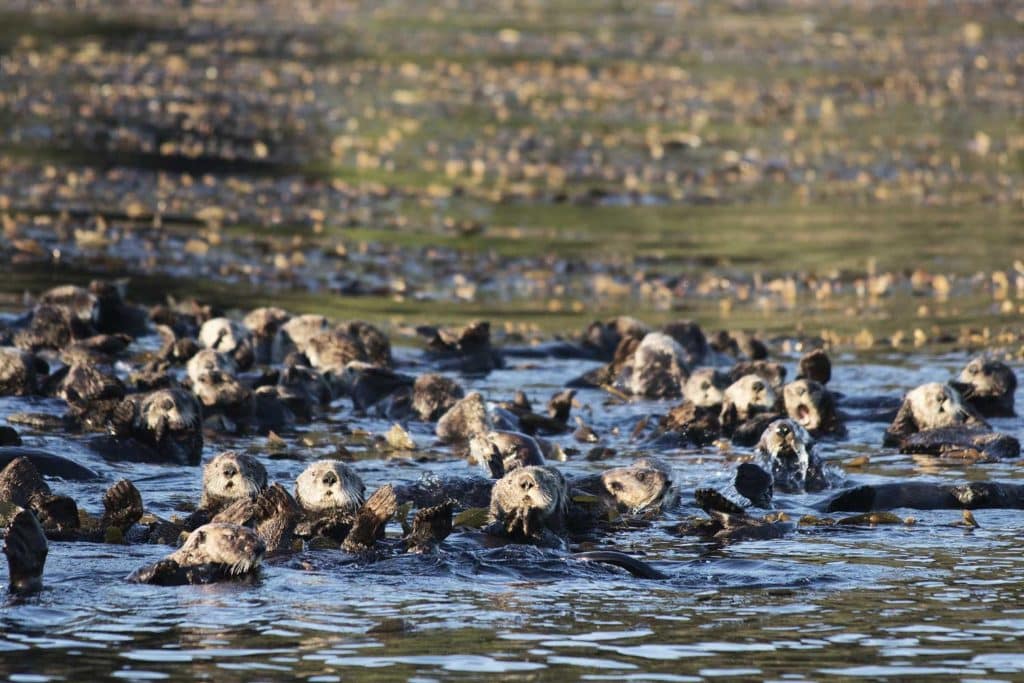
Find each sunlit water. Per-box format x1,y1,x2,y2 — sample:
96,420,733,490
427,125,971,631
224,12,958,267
3,346,1024,682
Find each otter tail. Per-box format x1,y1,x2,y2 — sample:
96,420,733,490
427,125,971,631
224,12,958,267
573,550,667,580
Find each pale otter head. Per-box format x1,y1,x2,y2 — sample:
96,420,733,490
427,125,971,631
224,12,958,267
901,383,977,431
198,317,254,369
200,451,268,511
139,388,201,434
683,368,728,408
488,465,567,538
469,430,545,478
954,357,1017,416
295,460,366,514
722,374,777,421
170,522,265,575
783,379,837,433
136,387,203,464
600,457,673,512
436,391,492,444
755,418,814,493
186,349,238,385
626,332,690,399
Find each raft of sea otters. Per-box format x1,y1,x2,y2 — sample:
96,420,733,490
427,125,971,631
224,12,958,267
1,281,1021,592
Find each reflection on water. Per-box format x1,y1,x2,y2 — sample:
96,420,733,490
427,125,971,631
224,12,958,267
2,349,1024,681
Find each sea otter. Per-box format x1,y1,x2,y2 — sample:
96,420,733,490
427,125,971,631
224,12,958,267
950,356,1017,418
127,522,266,585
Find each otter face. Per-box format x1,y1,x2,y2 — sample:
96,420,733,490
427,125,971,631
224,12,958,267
906,383,970,429
783,379,828,432
683,368,727,408
755,419,813,492
601,458,672,511
627,332,689,399
295,460,365,514
139,388,201,434
202,451,268,509
186,349,238,385
173,522,265,575
724,374,777,419
489,466,567,537
960,357,1015,398
198,318,251,355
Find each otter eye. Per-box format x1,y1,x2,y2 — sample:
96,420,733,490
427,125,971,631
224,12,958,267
223,465,236,477
778,423,791,435
797,387,806,396
967,364,978,375
636,471,648,482
520,479,533,490
195,530,206,543
323,473,337,486
162,398,174,411
752,381,765,392
700,381,710,390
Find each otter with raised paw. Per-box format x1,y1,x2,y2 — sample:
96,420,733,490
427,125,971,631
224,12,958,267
93,387,203,465
486,466,568,548
754,418,837,493
127,522,266,586
0,457,143,542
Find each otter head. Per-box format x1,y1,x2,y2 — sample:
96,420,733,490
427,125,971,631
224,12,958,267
755,418,813,492
294,460,365,514
198,318,254,369
137,388,203,464
958,357,1016,402
783,379,833,433
905,383,973,431
488,466,567,538
172,522,265,575
200,451,268,511
186,349,238,386
722,374,778,421
600,457,673,512
683,368,727,408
